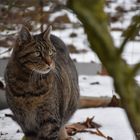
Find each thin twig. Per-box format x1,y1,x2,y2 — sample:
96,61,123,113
0,48,12,55
131,63,140,76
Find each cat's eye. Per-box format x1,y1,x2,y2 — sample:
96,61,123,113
34,52,41,57
49,50,53,56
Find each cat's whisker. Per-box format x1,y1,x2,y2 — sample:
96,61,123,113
35,72,38,84
29,70,34,84
37,71,43,86
31,69,38,83
38,73,42,86
31,70,34,82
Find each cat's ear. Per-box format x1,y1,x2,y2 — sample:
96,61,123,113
18,26,32,45
43,25,52,41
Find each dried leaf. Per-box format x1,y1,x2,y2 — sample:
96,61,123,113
66,116,113,140
83,116,101,128
66,116,101,135
108,95,120,107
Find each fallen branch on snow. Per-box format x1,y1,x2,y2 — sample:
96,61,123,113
66,116,113,140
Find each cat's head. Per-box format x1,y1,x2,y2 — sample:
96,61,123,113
15,25,56,74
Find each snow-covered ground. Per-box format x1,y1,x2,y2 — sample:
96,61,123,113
0,75,116,98
70,108,135,140
0,47,12,59
0,0,140,64
79,75,117,98
1,27,139,64
0,74,139,98
0,75,139,140
0,108,135,140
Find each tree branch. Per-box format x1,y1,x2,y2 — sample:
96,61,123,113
67,0,140,139
118,15,140,55
131,63,140,76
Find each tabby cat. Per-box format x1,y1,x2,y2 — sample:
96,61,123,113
4,25,79,140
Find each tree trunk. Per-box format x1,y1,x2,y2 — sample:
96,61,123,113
67,0,140,139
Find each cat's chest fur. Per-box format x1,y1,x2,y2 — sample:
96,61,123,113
6,66,56,110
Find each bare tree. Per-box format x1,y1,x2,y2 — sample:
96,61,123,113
68,0,140,139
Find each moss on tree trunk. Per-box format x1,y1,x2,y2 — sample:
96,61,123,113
67,0,140,139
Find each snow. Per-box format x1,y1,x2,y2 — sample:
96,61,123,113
43,5,50,12
70,108,135,140
135,75,140,85
0,74,137,140
26,6,35,11
110,31,123,47
105,0,138,29
0,74,138,99
0,0,140,64
122,41,140,64
79,74,139,99
79,75,118,98
50,9,79,23
0,30,17,36
0,109,24,140
111,31,140,64
49,10,66,22
70,51,100,63
70,0,140,64
0,74,116,98
105,0,140,65
0,47,12,59
0,75,116,98
0,76,5,87
0,108,135,140
52,27,87,50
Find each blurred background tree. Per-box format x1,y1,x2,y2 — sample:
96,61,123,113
0,0,81,48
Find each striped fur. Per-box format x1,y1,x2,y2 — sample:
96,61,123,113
5,26,79,140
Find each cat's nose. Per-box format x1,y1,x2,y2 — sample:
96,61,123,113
44,57,52,66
